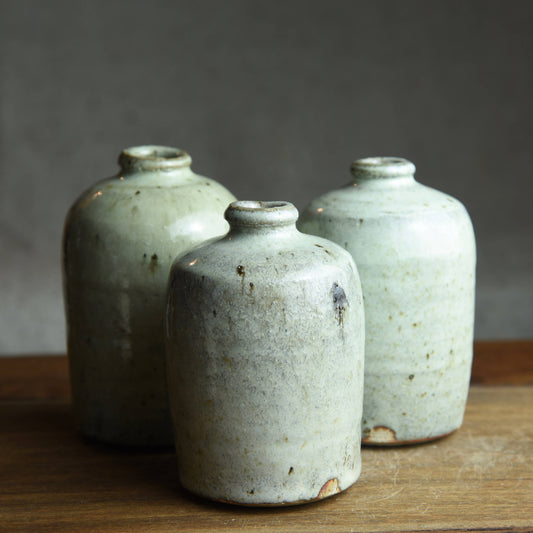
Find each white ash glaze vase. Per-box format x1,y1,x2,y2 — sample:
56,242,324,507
62,145,236,446
166,201,365,505
298,157,476,445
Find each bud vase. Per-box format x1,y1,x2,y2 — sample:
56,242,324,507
166,200,365,504
299,157,476,445
62,145,236,446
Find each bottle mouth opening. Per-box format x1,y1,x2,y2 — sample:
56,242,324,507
232,200,291,210
225,201,298,227
119,145,191,171
350,156,415,179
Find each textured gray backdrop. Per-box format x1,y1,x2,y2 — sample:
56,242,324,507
1,0,532,354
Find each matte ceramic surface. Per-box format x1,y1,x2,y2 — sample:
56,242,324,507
62,145,236,446
299,157,476,445
166,201,365,505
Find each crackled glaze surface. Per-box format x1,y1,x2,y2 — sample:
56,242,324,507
166,201,365,505
62,145,236,446
299,157,476,444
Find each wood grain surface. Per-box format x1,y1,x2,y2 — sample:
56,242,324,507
1,343,532,532
470,340,533,385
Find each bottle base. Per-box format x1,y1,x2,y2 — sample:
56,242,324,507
362,426,458,446
191,477,354,507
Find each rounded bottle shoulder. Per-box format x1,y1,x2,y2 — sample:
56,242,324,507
169,228,359,286
299,181,475,262
302,180,470,221
65,172,235,228
70,170,232,210
63,172,236,260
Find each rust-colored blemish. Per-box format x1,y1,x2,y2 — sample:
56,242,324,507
363,427,457,446
317,478,341,500
363,425,397,444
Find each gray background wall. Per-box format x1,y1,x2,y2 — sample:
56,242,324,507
1,0,532,354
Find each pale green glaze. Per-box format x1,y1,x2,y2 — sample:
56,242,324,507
63,145,236,446
299,157,476,444
166,201,365,505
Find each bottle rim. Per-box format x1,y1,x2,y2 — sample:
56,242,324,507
118,145,192,171
225,201,299,227
350,157,415,179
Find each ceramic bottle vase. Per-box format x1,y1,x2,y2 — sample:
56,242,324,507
166,201,365,505
299,157,476,445
62,145,236,446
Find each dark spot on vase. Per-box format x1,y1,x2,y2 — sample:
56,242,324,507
332,283,348,326
135,190,140,195
149,254,159,273
236,265,246,292
409,374,415,380
288,467,294,475
315,243,333,256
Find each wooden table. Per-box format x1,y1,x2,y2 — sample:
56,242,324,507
1,341,532,532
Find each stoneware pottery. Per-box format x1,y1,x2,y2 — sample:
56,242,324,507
62,145,236,446
298,157,476,445
166,200,365,505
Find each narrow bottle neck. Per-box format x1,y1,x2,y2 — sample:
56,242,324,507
351,157,416,186
225,201,299,235
118,145,192,174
